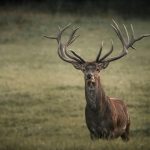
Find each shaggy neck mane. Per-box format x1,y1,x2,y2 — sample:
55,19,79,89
85,76,108,112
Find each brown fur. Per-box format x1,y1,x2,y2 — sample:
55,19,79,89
85,75,130,141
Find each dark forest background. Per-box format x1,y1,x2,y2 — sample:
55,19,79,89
0,0,150,18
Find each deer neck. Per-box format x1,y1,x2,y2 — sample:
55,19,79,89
85,76,107,112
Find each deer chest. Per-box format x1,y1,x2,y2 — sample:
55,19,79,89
85,105,113,138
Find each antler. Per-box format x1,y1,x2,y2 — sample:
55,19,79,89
96,19,150,63
44,24,85,64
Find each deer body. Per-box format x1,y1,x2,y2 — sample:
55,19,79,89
84,72,130,140
45,20,149,141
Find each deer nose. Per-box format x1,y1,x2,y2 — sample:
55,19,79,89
87,74,92,79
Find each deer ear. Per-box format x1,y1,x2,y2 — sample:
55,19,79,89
72,63,83,70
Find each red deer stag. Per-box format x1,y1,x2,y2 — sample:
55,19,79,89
45,20,150,141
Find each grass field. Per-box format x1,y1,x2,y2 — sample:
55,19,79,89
0,9,150,150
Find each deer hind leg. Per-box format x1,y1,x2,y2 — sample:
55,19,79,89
121,122,130,142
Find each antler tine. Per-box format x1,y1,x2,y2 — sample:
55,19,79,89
44,35,57,40
67,27,80,46
101,20,150,63
111,19,127,46
44,24,72,42
57,42,75,63
64,47,85,63
70,50,85,63
56,23,72,42
136,34,150,40
99,40,114,62
63,26,85,63
130,24,135,39
96,41,103,62
127,24,136,49
128,24,150,48
59,24,85,63
100,20,129,63
69,35,80,45
123,24,130,43
45,23,85,64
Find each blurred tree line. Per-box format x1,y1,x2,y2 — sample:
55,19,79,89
0,0,149,17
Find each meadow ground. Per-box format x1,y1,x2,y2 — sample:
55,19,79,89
0,9,150,150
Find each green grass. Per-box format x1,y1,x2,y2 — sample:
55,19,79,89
0,9,150,150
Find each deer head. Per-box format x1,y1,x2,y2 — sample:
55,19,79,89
45,20,150,86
